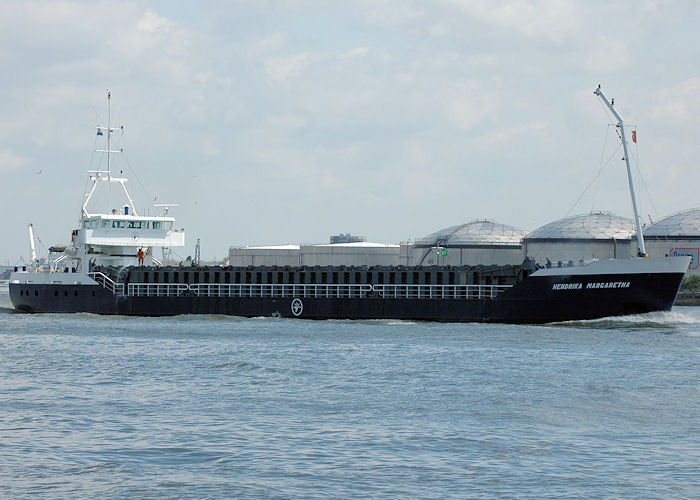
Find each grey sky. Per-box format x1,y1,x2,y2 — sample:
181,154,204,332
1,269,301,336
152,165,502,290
1,0,698,263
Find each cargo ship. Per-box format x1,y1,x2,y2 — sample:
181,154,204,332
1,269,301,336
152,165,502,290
9,87,690,323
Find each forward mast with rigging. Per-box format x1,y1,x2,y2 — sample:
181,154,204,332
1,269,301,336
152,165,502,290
594,85,648,257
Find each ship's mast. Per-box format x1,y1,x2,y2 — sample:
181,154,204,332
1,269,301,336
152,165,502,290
28,224,37,264
594,85,647,257
94,90,123,179
107,90,112,179
83,90,137,217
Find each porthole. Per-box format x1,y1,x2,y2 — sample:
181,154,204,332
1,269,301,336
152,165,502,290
92,291,96,297
74,291,78,297
20,290,23,296
64,290,68,297
54,290,59,297
35,290,39,296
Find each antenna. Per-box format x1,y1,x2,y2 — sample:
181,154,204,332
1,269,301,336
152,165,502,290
94,89,124,179
594,85,647,257
84,90,137,217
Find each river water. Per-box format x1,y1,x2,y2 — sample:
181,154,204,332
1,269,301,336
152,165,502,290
1,286,698,498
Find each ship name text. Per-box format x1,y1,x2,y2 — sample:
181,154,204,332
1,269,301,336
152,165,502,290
552,281,631,291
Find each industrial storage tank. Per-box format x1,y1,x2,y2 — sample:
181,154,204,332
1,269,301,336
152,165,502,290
523,212,635,266
401,220,527,266
300,242,400,266
228,244,301,266
229,239,400,267
644,208,700,275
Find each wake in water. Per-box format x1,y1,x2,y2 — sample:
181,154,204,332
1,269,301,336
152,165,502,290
0,290,13,314
552,308,700,329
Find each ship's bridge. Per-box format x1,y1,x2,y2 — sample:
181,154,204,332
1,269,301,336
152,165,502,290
78,214,185,248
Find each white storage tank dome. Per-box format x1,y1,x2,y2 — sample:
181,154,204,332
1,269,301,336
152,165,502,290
644,208,700,275
415,219,527,247
405,220,528,266
523,212,636,266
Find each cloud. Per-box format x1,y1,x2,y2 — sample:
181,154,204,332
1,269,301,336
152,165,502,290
583,36,632,72
0,150,30,173
446,84,499,130
652,78,700,122
137,10,172,33
1,0,699,260
264,52,314,83
263,114,309,129
341,46,370,59
448,0,583,41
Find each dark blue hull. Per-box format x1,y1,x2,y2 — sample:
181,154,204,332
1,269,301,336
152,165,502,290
9,269,684,324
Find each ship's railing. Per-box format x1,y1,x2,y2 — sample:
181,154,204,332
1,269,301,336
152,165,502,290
127,283,190,297
187,283,374,299
87,272,124,295
372,284,512,299
114,282,512,299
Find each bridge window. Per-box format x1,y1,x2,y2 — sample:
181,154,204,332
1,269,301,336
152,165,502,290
152,221,161,229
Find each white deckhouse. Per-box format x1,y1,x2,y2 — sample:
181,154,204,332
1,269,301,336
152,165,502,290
18,90,184,284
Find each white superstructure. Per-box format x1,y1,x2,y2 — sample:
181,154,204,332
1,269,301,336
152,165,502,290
18,90,185,279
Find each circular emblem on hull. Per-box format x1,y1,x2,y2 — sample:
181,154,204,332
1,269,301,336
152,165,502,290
291,298,303,316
